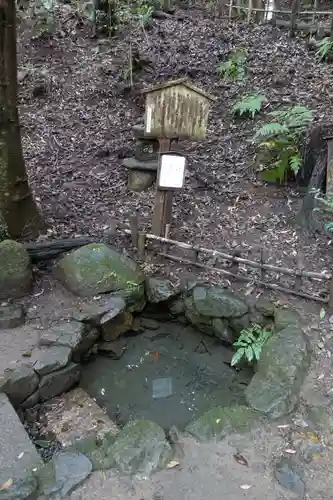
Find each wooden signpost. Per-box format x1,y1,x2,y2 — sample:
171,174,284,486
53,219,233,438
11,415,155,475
141,78,216,237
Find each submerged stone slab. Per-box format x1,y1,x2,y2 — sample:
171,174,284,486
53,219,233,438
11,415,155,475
0,393,42,499
0,363,39,408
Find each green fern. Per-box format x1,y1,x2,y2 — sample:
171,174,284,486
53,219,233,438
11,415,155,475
217,48,248,83
254,105,314,183
231,324,272,366
315,37,333,61
232,93,267,119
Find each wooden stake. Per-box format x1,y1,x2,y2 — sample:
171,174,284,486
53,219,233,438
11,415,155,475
138,232,146,260
231,248,241,274
290,0,299,37
326,136,333,194
294,255,304,290
129,212,139,248
260,247,267,281
247,0,253,22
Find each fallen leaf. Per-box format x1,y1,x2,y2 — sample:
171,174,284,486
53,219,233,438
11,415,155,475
240,484,252,490
166,460,180,469
320,308,326,320
0,478,13,490
284,449,297,454
277,424,290,429
317,374,325,380
17,452,24,459
233,452,248,466
216,418,220,424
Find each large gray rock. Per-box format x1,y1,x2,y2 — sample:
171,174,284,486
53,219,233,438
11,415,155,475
32,346,72,376
0,364,39,408
54,244,145,306
0,393,42,500
187,286,249,318
109,420,172,476
39,363,81,402
274,307,301,332
0,240,32,299
146,278,177,303
71,296,126,326
246,326,311,419
38,451,92,498
39,321,99,362
186,405,260,441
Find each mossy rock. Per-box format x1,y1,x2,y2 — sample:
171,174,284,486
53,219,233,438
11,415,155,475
274,307,301,332
66,432,117,471
246,326,311,418
186,405,261,441
108,420,172,476
0,240,32,299
54,243,145,309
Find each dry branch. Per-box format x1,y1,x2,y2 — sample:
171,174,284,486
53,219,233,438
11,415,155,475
159,252,329,304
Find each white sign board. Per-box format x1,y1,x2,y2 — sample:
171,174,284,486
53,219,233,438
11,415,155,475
157,154,186,190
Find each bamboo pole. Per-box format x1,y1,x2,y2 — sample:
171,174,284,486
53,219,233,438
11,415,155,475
121,229,331,281
158,252,328,303
225,3,333,15
290,0,300,37
247,0,253,22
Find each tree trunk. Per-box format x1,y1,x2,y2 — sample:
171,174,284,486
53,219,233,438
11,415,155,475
0,0,45,239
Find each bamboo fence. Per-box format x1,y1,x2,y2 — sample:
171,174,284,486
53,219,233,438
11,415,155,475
228,0,333,37
115,217,333,307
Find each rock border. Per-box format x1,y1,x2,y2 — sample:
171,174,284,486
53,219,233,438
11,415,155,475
0,251,312,498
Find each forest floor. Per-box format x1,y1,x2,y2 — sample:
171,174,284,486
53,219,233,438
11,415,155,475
17,3,333,305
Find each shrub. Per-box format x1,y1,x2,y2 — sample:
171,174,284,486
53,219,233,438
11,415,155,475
216,48,248,83
315,37,333,62
254,105,314,183
231,324,272,366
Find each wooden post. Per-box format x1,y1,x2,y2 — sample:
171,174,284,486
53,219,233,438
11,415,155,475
151,138,173,237
260,247,267,281
328,275,333,310
325,136,333,194
247,0,253,22
294,255,304,290
290,0,299,37
228,0,234,19
138,231,146,260
129,212,139,248
330,10,333,40
231,248,241,274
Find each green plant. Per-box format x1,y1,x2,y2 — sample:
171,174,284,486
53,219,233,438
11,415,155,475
232,93,267,119
312,189,333,233
254,105,314,183
135,3,154,27
231,324,272,366
315,37,333,61
216,48,248,83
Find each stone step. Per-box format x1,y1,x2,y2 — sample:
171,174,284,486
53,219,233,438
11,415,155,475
43,387,119,448
0,392,43,496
